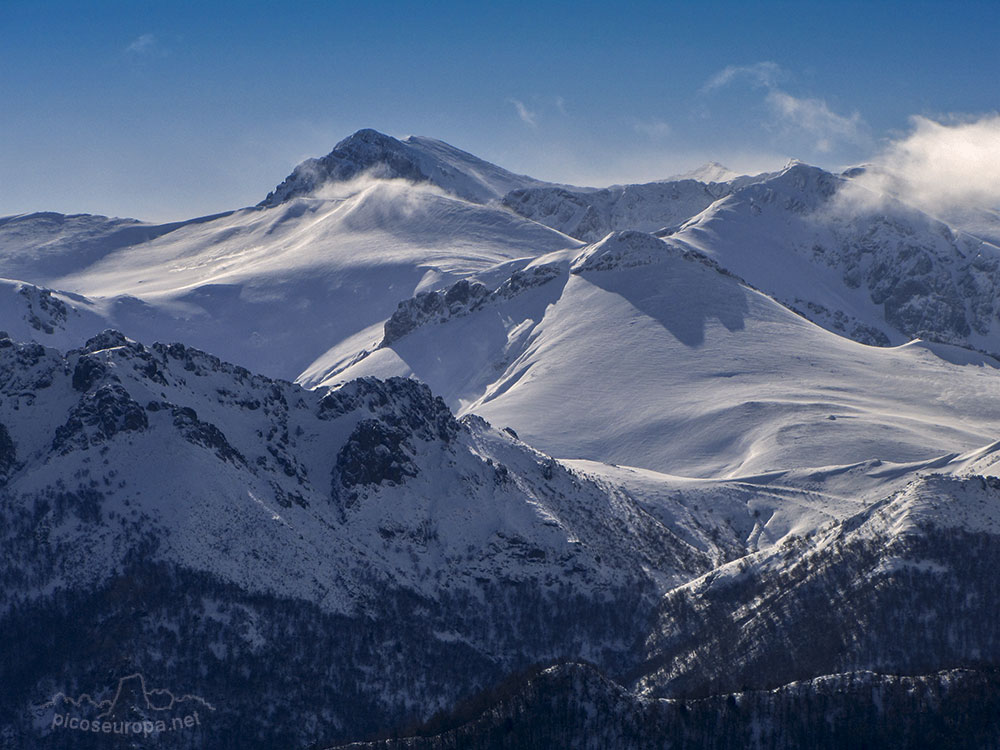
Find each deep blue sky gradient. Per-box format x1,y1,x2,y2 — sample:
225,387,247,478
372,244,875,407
2,0,997,220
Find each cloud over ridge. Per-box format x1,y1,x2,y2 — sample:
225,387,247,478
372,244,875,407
857,114,1000,214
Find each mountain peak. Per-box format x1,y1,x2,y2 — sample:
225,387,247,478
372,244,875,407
259,129,427,207
670,161,741,184
337,127,396,145
259,129,561,207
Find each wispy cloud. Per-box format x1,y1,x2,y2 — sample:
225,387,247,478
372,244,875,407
508,98,538,127
701,61,783,93
554,96,568,116
125,33,158,55
703,61,865,153
765,90,864,152
631,118,672,139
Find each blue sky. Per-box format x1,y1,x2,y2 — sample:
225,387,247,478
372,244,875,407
2,0,998,221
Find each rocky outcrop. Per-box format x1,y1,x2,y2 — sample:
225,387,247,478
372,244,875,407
52,383,148,454
380,265,562,347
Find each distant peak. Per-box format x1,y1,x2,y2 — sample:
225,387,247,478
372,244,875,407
671,162,742,184
779,160,840,180
334,128,403,150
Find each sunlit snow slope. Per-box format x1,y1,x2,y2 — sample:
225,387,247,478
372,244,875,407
1,172,576,378
323,230,1000,478
4,129,1000,483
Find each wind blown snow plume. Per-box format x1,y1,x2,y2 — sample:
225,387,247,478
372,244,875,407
856,114,1000,214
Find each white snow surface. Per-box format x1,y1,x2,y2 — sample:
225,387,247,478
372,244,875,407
5,128,1000,593
1,176,578,379
326,229,1000,480
0,334,699,615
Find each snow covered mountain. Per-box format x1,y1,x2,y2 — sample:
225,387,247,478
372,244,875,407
260,128,570,206
4,128,1000,748
6,328,1000,749
0,152,577,379
5,129,1000,380
2,330,710,747
500,161,1000,356
498,165,777,242
313,228,1000,477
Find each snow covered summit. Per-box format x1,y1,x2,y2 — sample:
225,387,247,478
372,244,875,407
259,128,561,206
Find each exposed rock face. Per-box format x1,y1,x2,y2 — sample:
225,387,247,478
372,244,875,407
70,354,108,392
330,377,461,507
169,405,245,465
18,285,68,335
318,377,459,443
336,419,419,492
52,382,148,454
382,280,491,346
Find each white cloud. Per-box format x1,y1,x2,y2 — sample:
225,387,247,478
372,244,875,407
508,99,538,127
126,33,157,55
853,114,1000,214
702,61,783,93
554,96,568,115
703,61,865,154
631,118,672,139
765,90,865,153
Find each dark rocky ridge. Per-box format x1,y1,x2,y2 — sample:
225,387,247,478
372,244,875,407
332,662,1000,750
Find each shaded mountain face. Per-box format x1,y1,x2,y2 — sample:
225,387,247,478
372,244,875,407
5,129,1000,749
501,181,727,242
333,473,1000,750
1,330,713,748
332,662,1000,750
